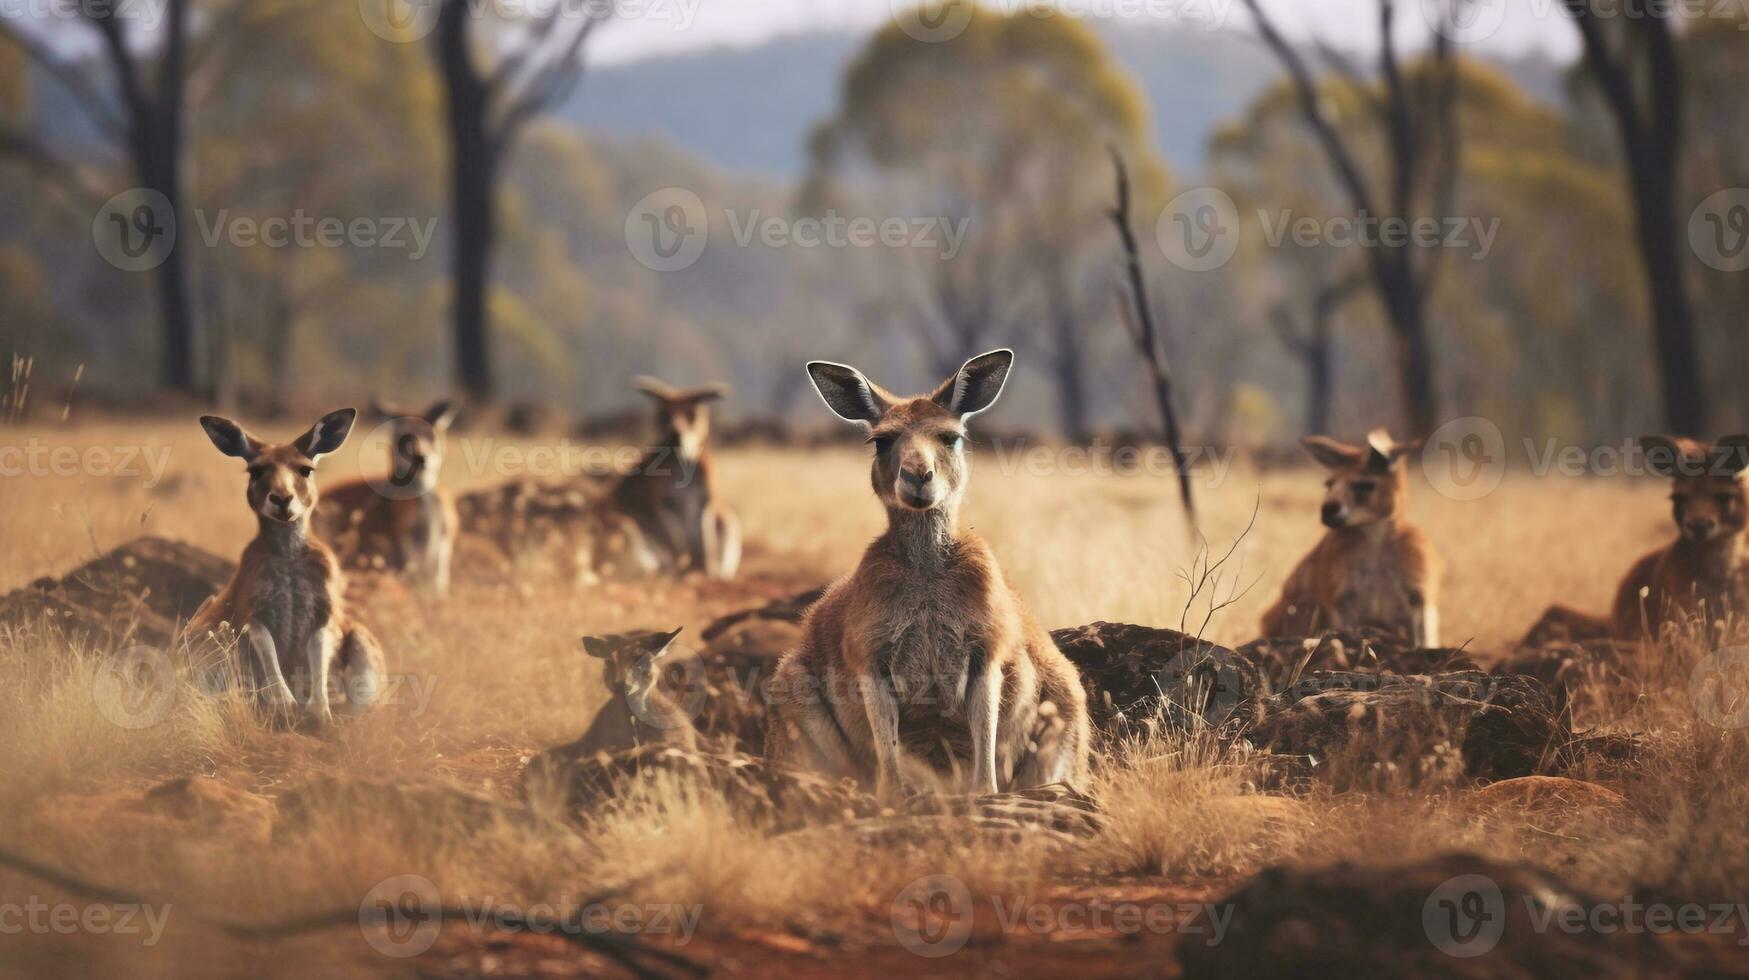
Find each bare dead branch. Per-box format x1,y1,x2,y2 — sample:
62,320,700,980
1106,146,1196,525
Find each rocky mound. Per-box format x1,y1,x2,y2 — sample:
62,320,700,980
1180,853,1677,978
1249,671,1567,790
1050,622,1266,739
0,536,232,648
1238,630,1479,689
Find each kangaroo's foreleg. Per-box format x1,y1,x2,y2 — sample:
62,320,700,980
303,626,338,727
965,651,1003,795
859,670,906,801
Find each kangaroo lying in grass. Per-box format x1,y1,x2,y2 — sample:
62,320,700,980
186,410,385,727
765,350,1090,800
1261,428,1443,647
573,628,698,752
1527,434,1749,643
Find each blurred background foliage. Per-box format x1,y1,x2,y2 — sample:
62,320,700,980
0,0,1745,448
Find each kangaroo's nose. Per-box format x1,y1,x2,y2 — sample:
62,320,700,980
900,468,934,488
268,492,291,508
1686,517,1717,537
1320,501,1344,526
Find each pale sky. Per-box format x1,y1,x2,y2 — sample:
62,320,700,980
591,0,1584,66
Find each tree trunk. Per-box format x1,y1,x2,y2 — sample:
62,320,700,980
1626,144,1707,435
1306,338,1333,438
1045,275,1090,441
439,0,495,402
1376,254,1437,438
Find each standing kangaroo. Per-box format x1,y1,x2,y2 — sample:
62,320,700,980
608,377,740,579
572,628,698,753
1261,428,1443,647
186,410,385,726
765,350,1090,799
316,400,458,594
1529,435,1749,642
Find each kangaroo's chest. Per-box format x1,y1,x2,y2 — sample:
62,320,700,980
248,568,334,664
871,578,981,716
1333,542,1410,620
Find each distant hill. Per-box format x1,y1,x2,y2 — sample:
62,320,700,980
560,22,1569,181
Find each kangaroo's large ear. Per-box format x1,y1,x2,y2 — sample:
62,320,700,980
424,399,458,432
644,626,685,658
1300,435,1361,470
1639,435,1691,477
582,635,614,659
1364,427,1417,472
200,416,263,461
295,408,356,461
807,360,892,426
633,376,680,403
1712,435,1749,476
932,348,1014,420
680,383,732,404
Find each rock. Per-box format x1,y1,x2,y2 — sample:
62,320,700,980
1180,854,1676,979
1491,640,1635,718
0,536,233,649
1050,622,1265,738
1464,776,1630,818
1249,671,1567,790
1238,630,1480,690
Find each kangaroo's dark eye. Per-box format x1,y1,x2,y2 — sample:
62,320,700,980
298,465,314,478
1717,494,1737,508
1351,480,1376,498
868,436,894,455
247,465,267,480
940,432,963,450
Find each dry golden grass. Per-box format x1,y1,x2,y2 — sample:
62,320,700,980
1,418,1745,976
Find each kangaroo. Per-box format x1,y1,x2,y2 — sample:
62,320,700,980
607,377,740,579
1560,435,1749,644
1261,428,1443,647
1524,436,1749,644
573,628,698,753
186,409,386,727
764,350,1090,800
315,400,459,594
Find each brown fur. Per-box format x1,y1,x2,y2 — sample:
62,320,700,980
607,377,741,579
315,400,459,594
572,628,699,753
1262,428,1443,647
765,350,1090,799
1607,436,1749,638
186,410,385,726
